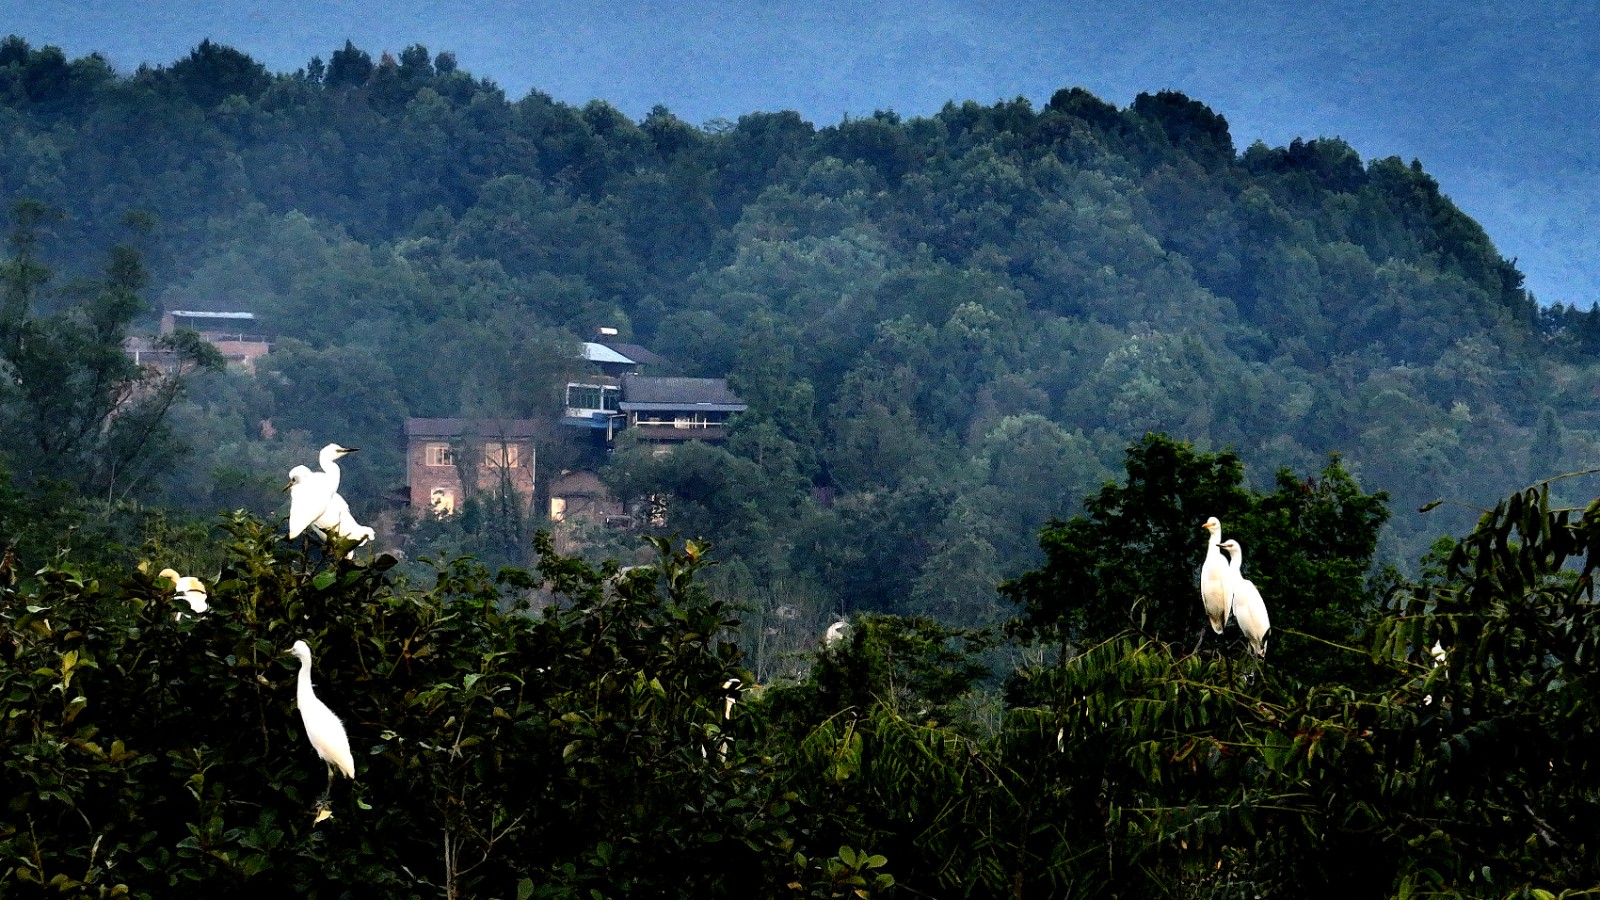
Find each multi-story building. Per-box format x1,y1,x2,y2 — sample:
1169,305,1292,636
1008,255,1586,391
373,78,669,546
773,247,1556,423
616,375,747,448
403,418,537,516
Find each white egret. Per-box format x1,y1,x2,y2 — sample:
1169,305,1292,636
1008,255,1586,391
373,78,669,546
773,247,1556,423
1424,640,1448,705
316,491,376,557
1198,517,1232,637
286,444,359,539
717,677,741,761
288,639,355,814
159,567,208,617
824,619,850,647
1219,539,1271,658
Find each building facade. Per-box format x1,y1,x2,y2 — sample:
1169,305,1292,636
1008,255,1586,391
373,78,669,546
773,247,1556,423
162,310,272,370
404,418,537,516
617,375,747,447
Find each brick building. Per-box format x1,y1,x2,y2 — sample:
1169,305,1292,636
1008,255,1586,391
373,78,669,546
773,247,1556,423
162,310,272,370
404,418,537,516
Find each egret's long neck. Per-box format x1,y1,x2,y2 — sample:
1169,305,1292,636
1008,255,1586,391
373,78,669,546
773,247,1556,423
1230,549,1244,574
1208,527,1222,547
319,450,342,488
297,656,315,698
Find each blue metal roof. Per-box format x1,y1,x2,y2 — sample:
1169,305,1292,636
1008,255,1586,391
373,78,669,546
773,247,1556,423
581,342,637,365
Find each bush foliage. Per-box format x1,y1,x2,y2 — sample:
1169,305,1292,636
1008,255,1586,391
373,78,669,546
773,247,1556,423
4,440,1598,898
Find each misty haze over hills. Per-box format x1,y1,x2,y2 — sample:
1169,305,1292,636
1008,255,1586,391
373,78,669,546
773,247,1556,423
4,0,1596,308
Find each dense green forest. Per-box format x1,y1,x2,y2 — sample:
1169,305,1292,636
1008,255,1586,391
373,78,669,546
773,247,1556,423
2,35,1600,895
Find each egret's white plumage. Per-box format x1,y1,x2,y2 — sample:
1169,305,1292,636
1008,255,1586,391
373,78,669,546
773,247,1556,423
289,639,355,781
824,619,850,647
286,444,358,539
1423,640,1448,705
316,491,376,556
717,677,741,761
1199,517,1231,634
159,567,208,615
1219,540,1270,658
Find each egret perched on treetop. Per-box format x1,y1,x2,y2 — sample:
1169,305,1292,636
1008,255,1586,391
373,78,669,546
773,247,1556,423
288,639,355,817
317,491,376,555
824,619,850,647
1198,517,1232,635
159,568,208,616
285,444,358,539
1219,539,1271,658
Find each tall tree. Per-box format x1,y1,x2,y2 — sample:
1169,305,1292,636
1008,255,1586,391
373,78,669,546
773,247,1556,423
1003,433,1389,682
0,201,221,499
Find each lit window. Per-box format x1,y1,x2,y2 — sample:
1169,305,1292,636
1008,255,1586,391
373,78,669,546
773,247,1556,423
430,488,455,516
482,442,520,469
425,443,453,467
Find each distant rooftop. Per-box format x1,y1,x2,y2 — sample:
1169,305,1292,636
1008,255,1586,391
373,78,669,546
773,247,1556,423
405,418,540,439
619,375,747,412
604,342,668,367
580,342,636,365
170,310,256,320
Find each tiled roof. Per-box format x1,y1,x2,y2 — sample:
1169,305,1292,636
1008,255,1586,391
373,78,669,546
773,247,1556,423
405,418,540,438
550,470,608,495
605,343,668,367
170,310,256,319
620,375,745,407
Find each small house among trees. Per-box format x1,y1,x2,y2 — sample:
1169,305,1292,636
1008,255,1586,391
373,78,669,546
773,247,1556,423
404,418,537,516
617,375,747,447
161,310,271,370
560,334,744,447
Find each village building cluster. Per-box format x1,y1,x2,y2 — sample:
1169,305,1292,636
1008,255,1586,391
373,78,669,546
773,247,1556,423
131,314,745,537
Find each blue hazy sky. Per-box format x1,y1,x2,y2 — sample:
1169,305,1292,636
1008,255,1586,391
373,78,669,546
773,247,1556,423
5,0,1596,305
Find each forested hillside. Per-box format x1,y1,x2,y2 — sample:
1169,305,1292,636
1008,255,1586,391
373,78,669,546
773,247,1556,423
6,35,1600,898
1,35,1596,621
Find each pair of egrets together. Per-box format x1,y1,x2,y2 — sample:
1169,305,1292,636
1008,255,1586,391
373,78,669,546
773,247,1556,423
286,443,373,551
156,442,368,617
1199,517,1271,657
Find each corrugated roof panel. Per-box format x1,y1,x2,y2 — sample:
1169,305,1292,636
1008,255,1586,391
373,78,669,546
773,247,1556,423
171,310,255,320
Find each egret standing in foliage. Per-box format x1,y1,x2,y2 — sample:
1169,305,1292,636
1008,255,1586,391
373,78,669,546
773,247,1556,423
1219,539,1271,658
285,444,358,539
1197,517,1232,650
718,677,741,761
288,639,355,817
158,567,208,617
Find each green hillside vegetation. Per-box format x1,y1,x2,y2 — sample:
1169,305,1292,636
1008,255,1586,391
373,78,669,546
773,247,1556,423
3,37,1598,619
3,38,1600,892
4,447,1599,897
